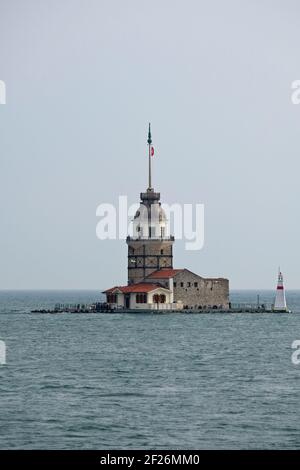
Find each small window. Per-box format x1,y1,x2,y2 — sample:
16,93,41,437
187,282,191,287
107,293,117,303
136,293,147,303
161,249,164,255
149,226,156,238
173,282,177,288
194,282,198,287
180,282,184,287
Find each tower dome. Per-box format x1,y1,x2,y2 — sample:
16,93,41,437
133,201,168,239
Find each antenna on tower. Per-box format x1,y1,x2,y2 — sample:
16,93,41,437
147,123,153,191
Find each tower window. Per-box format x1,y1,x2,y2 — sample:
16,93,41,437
194,282,198,287
161,249,164,255
173,282,177,287
187,282,191,287
149,227,156,238
180,282,184,287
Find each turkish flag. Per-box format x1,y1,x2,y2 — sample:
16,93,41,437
151,146,154,156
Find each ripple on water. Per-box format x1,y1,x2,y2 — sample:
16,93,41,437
1,290,300,449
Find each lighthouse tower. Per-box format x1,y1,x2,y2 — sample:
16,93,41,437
273,269,288,312
126,124,174,285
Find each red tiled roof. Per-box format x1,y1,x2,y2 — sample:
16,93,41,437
120,283,165,293
103,283,169,294
103,286,120,294
146,268,183,279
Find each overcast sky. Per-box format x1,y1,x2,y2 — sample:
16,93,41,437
1,0,300,289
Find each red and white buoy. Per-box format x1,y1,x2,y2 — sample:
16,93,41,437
273,269,288,312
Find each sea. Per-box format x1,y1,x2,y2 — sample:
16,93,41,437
0,289,300,450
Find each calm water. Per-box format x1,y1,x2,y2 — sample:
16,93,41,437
1,290,300,450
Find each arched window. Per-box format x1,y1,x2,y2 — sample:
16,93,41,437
159,294,166,303
153,294,160,303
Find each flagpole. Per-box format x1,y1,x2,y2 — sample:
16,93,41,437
147,123,152,190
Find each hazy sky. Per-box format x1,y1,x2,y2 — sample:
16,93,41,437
1,0,300,289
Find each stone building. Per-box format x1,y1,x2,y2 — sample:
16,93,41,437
103,124,229,311
145,268,229,309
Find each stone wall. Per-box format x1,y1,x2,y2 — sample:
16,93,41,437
173,269,229,309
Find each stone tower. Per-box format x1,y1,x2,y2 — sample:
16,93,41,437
126,124,174,285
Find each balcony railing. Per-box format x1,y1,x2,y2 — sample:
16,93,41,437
126,235,175,241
